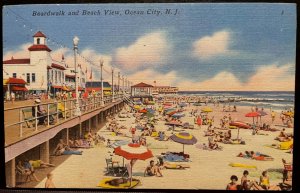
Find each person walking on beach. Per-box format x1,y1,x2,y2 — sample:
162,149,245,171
45,173,55,188
271,111,276,124
11,91,15,104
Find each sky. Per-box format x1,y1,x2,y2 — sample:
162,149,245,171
2,3,297,91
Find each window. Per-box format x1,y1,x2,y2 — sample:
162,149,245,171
32,73,36,83
55,71,57,83
13,73,17,78
58,71,61,83
26,73,30,83
37,38,40,44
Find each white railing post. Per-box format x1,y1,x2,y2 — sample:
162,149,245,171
70,99,73,118
47,104,50,127
19,108,23,138
35,105,38,131
56,102,59,123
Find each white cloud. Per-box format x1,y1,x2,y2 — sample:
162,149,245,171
114,31,171,70
3,43,31,59
176,63,295,91
192,30,233,60
177,71,242,91
127,68,177,86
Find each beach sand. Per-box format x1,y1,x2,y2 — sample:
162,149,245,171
33,103,293,189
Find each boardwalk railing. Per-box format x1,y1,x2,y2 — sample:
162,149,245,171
4,94,124,145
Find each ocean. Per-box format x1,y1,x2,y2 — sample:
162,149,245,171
178,91,295,112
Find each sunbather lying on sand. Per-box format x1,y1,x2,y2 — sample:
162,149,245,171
29,160,55,168
105,178,128,186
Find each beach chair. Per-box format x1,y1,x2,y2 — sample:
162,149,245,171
105,158,120,176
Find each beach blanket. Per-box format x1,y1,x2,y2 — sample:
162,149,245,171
266,140,293,150
229,163,257,169
147,143,169,149
161,152,189,162
97,178,140,189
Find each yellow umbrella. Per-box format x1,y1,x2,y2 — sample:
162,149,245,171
134,105,141,110
201,107,213,113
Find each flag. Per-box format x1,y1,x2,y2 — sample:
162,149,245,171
89,68,93,80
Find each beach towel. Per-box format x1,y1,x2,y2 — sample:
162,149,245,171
229,163,257,169
266,140,293,150
164,163,190,169
97,178,140,189
151,131,158,137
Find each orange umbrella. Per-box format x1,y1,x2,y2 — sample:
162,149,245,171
245,112,260,124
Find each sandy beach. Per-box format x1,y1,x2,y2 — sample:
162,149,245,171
30,102,293,190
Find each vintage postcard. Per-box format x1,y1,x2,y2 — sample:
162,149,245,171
2,3,296,190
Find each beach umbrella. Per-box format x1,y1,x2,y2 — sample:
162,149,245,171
164,108,176,112
179,102,187,107
170,132,197,154
110,140,131,166
138,109,147,113
201,107,213,113
257,110,268,125
172,112,185,118
283,111,294,117
166,110,177,116
229,121,251,129
165,120,183,127
245,112,261,124
145,108,155,114
114,143,153,186
193,102,202,106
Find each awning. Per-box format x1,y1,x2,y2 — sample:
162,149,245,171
52,86,63,89
6,77,27,84
62,86,69,91
11,86,28,91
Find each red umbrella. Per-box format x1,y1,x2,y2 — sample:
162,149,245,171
229,121,250,129
114,143,153,186
245,112,261,124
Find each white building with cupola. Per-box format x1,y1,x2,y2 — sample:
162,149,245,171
3,31,86,94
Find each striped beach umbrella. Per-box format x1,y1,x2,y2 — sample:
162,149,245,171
229,121,251,129
114,143,153,161
114,143,153,186
170,132,197,154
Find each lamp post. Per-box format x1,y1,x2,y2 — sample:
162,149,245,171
100,58,104,106
111,67,115,102
73,36,81,116
118,72,120,97
122,75,125,96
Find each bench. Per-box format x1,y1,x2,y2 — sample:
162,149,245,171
22,104,59,128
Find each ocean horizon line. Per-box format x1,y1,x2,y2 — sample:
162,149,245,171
178,90,295,93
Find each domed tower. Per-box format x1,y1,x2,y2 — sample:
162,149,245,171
28,31,52,91
28,31,52,66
